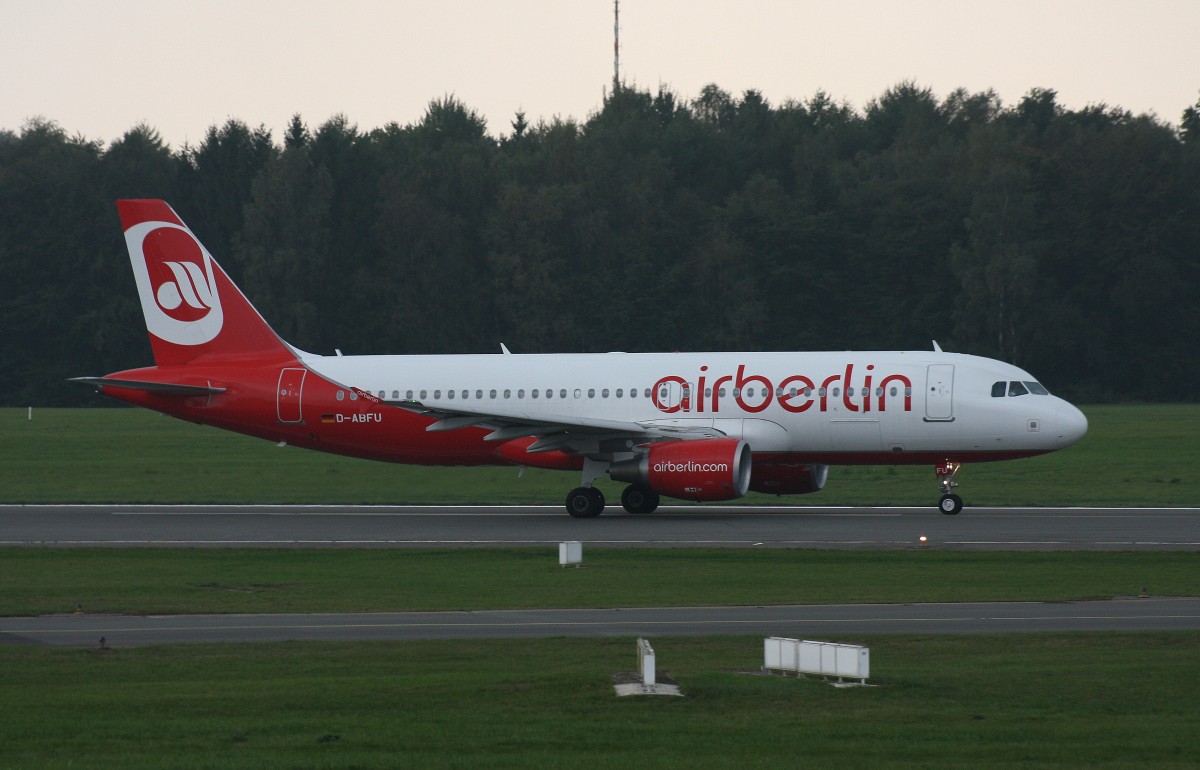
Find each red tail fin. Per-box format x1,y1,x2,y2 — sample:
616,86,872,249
117,200,294,366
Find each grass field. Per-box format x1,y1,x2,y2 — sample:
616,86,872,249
2,548,1197,616
3,404,1198,505
4,405,1198,767
2,634,1197,769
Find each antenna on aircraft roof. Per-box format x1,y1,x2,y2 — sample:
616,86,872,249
932,340,943,352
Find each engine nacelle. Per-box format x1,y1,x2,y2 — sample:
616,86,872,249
747,460,829,495
610,438,752,502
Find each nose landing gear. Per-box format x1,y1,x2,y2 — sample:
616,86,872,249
936,460,963,515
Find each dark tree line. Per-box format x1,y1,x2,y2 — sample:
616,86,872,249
3,83,1199,406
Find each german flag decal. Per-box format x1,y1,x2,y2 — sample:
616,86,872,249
321,414,336,424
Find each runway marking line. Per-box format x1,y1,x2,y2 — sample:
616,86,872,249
5,504,1199,513
11,613,1200,638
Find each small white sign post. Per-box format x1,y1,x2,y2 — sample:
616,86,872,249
613,638,682,697
764,637,871,685
637,637,656,686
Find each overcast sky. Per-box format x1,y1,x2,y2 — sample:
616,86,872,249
4,0,1197,148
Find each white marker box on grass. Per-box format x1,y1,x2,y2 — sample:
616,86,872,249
559,541,582,567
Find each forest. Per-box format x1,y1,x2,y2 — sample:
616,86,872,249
2,82,1198,406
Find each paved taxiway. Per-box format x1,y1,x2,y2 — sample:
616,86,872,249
4,504,1197,646
5,598,1199,647
2,504,1198,549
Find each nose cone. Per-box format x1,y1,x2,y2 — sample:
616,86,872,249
1055,401,1088,446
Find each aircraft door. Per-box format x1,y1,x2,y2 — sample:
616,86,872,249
653,380,692,413
277,367,307,424
925,364,954,421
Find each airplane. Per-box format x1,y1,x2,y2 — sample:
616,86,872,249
73,200,1088,517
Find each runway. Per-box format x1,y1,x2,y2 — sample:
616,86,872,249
4,504,1197,646
4,598,1199,647
2,504,1199,550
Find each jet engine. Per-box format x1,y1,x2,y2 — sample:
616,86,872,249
610,438,751,502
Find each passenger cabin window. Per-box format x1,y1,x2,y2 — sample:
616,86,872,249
992,381,1006,398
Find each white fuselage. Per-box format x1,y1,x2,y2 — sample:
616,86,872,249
299,349,1087,462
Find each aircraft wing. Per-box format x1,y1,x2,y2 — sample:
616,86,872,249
385,398,726,454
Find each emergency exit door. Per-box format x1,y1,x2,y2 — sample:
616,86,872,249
277,368,307,424
925,364,954,421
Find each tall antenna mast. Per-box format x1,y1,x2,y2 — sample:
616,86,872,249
613,0,621,92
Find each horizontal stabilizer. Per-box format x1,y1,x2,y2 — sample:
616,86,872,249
68,377,227,397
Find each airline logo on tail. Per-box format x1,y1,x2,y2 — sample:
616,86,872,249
126,220,224,345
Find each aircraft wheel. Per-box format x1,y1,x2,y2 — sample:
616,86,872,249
566,487,605,518
621,485,660,514
938,494,963,515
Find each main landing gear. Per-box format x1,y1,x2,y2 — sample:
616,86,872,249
565,484,661,517
620,484,660,515
566,487,605,518
936,460,963,515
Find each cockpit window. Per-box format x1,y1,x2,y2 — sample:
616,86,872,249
1025,381,1050,395
991,381,1006,398
1008,381,1030,397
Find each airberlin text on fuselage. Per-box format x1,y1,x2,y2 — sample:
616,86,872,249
651,363,913,415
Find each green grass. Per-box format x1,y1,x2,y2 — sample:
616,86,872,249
4,405,1198,768
2,548,1196,616
2,404,1198,505
1,634,1197,769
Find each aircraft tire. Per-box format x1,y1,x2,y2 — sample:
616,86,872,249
621,485,660,514
938,494,963,515
566,487,605,518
